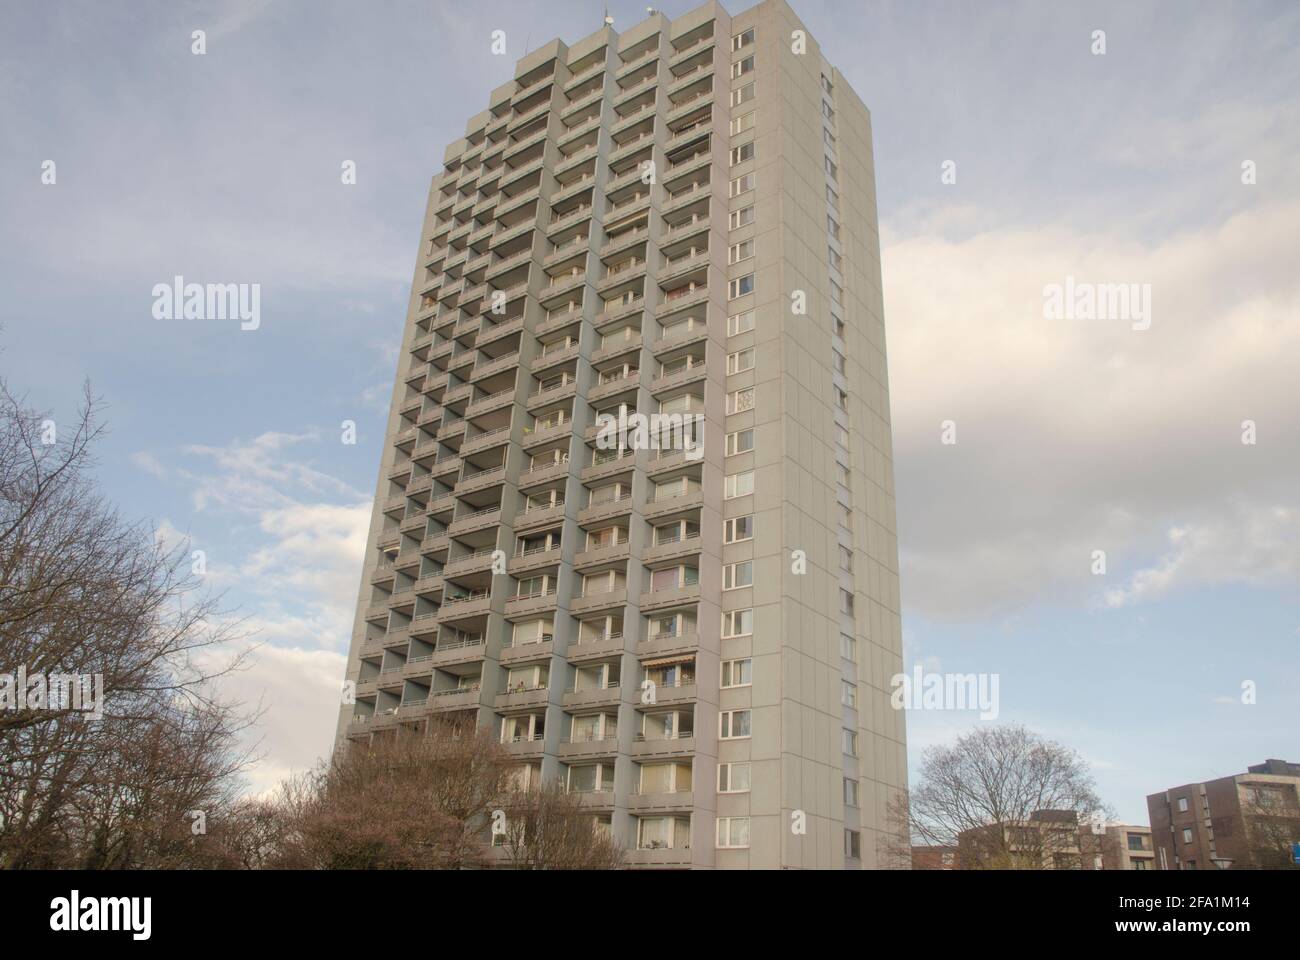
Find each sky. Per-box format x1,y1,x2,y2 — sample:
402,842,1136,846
1,0,1296,825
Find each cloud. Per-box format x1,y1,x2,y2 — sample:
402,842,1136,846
1104,505,1300,608
131,450,167,478
144,430,372,791
199,639,348,797
885,197,1300,619
181,430,364,513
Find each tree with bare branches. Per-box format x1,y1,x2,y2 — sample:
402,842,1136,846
887,724,1111,870
276,722,509,869
0,379,254,868
495,779,624,870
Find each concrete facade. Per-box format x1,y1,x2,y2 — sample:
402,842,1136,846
334,0,905,869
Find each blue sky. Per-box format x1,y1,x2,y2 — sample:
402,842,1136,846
2,0,1296,823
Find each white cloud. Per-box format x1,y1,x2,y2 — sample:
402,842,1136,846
146,431,372,792
1104,505,1300,608
131,450,167,478
885,198,1300,619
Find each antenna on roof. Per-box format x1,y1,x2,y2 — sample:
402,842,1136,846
603,5,614,27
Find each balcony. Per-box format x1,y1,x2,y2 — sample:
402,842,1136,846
558,733,620,760
517,459,570,489
599,225,650,259
639,583,700,613
642,534,702,566
504,586,559,619
507,544,563,575
594,296,645,328
501,734,547,759
645,679,697,708
573,538,630,569
631,733,696,760
576,492,634,525
499,638,554,667
494,682,550,711
428,684,482,711
570,587,627,617
568,632,626,662
447,505,502,536
515,501,566,532
627,790,694,814
562,681,622,710
520,420,572,449
443,547,497,576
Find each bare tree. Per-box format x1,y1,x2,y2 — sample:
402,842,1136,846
0,379,254,868
279,722,509,869
1239,789,1300,869
496,779,625,870
899,724,1110,870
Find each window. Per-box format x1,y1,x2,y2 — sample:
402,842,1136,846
729,206,755,229
829,248,844,273
842,728,858,756
834,316,846,338
727,310,755,336
827,214,840,240
835,387,848,410
651,565,698,591
823,127,836,148
839,545,854,572
729,173,755,198
824,156,838,181
723,560,753,590
727,348,754,374
1177,797,1189,813
843,777,859,806
721,658,753,688
637,815,691,851
1182,828,1193,843
822,100,835,121
725,471,755,498
838,503,852,529
1133,859,1148,870
728,241,754,265
727,387,755,414
844,829,861,859
821,74,834,96
639,761,692,795
826,183,839,210
730,82,755,107
729,142,755,166
836,463,850,488
724,515,754,543
567,762,616,793
719,710,752,739
731,28,754,52
835,424,849,446
718,762,751,793
832,349,845,374
840,588,854,615
1128,834,1148,851
730,111,755,136
841,680,857,708
730,56,754,79
840,633,856,661
726,428,754,455
830,279,844,305
728,274,755,299
721,608,753,638
717,817,752,849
